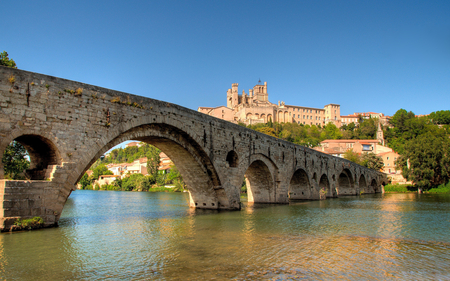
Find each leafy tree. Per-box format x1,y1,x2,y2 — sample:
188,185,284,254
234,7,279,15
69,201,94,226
256,127,277,137
122,173,145,191
88,164,113,182
429,110,450,125
343,149,360,165
79,173,90,189
147,151,160,179
360,153,384,170
2,141,29,179
0,51,17,68
396,132,450,188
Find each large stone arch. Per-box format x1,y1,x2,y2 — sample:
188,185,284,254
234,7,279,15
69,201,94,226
242,154,278,204
319,174,335,198
289,169,311,200
370,179,379,193
359,174,368,194
0,132,62,180
337,168,355,196
71,123,225,210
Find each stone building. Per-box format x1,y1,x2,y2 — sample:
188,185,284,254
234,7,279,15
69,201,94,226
198,81,341,127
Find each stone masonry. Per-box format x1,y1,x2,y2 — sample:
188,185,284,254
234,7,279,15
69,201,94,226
0,66,388,231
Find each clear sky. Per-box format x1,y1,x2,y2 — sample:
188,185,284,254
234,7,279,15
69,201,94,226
2,0,449,116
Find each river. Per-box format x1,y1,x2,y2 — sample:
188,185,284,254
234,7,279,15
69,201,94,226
1,190,449,280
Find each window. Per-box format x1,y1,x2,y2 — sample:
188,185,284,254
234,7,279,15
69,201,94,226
303,115,305,119
387,157,389,160
362,144,371,151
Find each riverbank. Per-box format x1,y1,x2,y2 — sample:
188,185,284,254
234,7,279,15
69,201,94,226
384,182,450,193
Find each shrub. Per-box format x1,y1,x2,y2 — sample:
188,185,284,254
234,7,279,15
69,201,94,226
13,217,44,230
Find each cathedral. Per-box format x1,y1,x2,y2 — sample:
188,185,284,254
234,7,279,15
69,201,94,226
198,81,341,127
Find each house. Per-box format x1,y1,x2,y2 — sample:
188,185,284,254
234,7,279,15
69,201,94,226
93,175,121,189
122,157,148,177
158,152,174,174
126,141,144,148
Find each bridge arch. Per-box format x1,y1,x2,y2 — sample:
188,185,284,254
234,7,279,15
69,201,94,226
319,174,335,198
226,150,239,168
370,179,379,193
337,168,355,196
359,174,367,193
243,154,278,204
72,123,225,209
0,133,62,180
289,169,310,200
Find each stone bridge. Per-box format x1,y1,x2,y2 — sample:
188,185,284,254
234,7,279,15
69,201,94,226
0,66,388,231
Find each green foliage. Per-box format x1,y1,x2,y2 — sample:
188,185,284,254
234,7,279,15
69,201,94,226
89,164,113,181
429,110,450,125
396,132,450,188
360,153,384,170
343,149,360,165
383,184,416,192
2,141,30,179
13,217,44,230
241,178,247,193
256,127,277,137
79,173,90,189
147,151,160,179
427,181,450,193
0,51,17,68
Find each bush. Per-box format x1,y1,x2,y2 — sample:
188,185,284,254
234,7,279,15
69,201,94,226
13,217,44,230
427,182,450,193
383,184,416,193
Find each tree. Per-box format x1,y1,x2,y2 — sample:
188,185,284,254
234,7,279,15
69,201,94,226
360,153,384,170
88,164,113,182
79,173,90,189
2,141,29,179
147,152,160,179
396,132,450,188
0,51,17,68
343,149,360,165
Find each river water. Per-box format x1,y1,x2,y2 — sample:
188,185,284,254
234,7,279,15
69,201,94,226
1,191,449,280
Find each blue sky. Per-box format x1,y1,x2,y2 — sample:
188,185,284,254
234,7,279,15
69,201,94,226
2,0,449,116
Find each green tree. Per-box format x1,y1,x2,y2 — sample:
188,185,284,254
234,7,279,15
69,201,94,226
79,173,90,189
147,152,160,179
0,51,17,68
88,164,113,182
2,141,29,179
343,149,360,165
396,132,450,188
360,153,384,171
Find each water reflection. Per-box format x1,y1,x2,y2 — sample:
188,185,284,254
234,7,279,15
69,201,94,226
0,191,449,280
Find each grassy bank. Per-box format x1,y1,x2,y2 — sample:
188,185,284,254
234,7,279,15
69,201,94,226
427,182,450,193
384,184,416,193
384,182,450,193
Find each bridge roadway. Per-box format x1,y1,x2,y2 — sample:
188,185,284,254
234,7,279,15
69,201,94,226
0,66,388,231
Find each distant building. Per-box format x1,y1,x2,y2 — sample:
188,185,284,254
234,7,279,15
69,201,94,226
126,141,144,148
198,81,341,127
158,152,174,174
93,175,121,189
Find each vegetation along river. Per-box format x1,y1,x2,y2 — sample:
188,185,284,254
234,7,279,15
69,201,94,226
1,190,449,280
